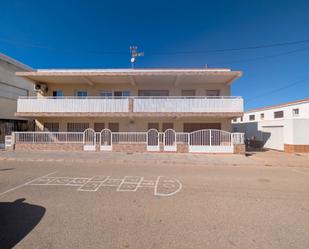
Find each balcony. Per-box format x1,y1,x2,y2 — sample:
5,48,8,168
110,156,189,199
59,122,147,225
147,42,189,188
16,96,243,117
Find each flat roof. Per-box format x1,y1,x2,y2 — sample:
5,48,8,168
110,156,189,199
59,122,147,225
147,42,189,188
246,98,309,113
16,68,242,85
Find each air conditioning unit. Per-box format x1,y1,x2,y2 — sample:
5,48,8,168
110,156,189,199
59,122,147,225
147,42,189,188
34,83,48,93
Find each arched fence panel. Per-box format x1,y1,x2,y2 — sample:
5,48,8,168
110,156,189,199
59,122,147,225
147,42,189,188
164,129,177,151
100,129,112,151
189,129,233,153
83,128,96,151
147,129,159,151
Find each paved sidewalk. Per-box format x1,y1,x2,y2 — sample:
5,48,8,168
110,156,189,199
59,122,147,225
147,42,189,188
0,150,258,166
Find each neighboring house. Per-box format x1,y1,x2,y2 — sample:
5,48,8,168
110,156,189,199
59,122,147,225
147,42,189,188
232,99,309,153
13,68,245,153
0,53,34,148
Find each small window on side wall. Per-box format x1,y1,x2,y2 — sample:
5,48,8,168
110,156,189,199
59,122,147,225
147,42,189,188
249,115,255,121
260,113,264,120
292,108,299,117
274,111,284,119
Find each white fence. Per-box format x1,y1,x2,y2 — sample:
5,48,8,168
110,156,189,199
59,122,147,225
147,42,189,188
17,97,129,113
13,130,244,153
17,96,243,114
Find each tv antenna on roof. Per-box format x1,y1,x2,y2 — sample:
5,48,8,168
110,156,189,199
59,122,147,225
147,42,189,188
130,46,144,68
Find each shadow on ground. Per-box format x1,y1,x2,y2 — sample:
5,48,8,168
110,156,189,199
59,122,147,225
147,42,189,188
0,198,45,249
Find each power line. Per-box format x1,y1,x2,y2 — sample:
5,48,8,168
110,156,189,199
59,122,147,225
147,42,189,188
209,46,309,66
246,78,309,102
1,37,309,56
148,39,309,55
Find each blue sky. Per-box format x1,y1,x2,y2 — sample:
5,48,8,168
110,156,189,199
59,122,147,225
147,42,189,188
1,0,309,110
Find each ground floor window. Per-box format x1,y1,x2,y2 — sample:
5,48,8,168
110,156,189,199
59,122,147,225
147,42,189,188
148,122,159,131
183,123,221,133
94,123,105,132
44,122,59,132
162,122,174,131
67,123,89,132
108,123,119,132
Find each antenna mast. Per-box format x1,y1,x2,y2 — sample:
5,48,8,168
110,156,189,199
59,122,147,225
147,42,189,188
130,46,144,68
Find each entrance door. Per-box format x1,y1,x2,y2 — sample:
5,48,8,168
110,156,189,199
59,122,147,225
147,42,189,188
164,129,176,151
100,129,112,151
262,126,284,151
147,129,159,151
83,128,96,151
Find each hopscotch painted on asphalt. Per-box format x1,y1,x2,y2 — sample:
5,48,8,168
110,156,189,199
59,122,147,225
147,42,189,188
25,174,182,197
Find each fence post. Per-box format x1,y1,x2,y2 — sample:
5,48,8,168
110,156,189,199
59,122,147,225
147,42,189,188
210,130,212,146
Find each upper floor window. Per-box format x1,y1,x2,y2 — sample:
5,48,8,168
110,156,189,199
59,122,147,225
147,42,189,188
115,91,130,97
274,111,284,119
232,118,237,122
100,91,113,97
249,115,255,121
292,108,299,117
52,90,63,97
206,90,220,97
260,113,264,120
101,91,130,97
181,90,196,96
138,90,169,96
75,91,88,97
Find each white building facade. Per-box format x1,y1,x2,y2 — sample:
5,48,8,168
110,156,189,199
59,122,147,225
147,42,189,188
232,99,309,153
0,53,34,148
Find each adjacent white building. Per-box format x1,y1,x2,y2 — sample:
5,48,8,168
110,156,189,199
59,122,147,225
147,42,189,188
232,99,309,152
0,53,34,148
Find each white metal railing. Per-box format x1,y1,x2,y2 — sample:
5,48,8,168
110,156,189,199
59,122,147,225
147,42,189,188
176,133,189,144
232,133,245,145
14,132,84,144
13,130,245,146
133,96,243,113
112,132,147,144
17,97,129,113
17,96,243,113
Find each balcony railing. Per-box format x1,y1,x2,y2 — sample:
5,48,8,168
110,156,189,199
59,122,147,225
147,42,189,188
17,97,129,113
16,96,243,114
133,96,243,113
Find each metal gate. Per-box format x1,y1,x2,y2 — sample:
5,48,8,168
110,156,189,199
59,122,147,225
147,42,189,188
100,129,112,151
164,129,176,151
189,129,233,153
147,129,159,151
83,128,96,151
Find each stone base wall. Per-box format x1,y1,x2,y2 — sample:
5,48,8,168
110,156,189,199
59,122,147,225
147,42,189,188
15,143,83,151
112,143,147,153
234,144,246,154
177,144,189,153
14,142,244,154
284,144,309,153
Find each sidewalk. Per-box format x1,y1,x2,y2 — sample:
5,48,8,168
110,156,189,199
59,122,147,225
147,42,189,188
0,150,258,167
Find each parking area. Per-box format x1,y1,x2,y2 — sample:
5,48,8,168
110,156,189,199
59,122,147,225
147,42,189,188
1,151,309,248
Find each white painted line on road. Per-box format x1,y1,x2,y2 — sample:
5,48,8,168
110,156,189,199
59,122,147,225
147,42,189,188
154,176,183,197
0,171,57,199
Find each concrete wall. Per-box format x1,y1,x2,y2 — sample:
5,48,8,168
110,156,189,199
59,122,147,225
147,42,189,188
35,117,232,132
42,82,231,97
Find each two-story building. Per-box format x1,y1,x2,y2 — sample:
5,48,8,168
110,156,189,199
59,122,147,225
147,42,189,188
13,68,245,153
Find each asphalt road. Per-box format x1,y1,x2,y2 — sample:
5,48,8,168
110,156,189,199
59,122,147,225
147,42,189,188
0,157,309,249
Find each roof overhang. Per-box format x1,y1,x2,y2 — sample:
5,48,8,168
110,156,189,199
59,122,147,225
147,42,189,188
16,68,242,85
